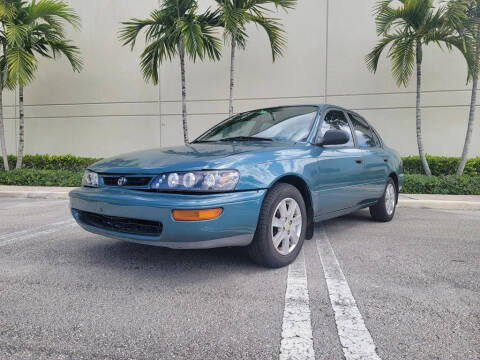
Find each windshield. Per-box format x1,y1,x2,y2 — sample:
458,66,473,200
194,106,319,143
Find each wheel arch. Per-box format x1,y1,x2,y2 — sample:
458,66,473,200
270,174,315,240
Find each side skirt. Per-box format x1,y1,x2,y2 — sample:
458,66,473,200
313,201,378,223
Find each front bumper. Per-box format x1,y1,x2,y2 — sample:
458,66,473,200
69,187,266,249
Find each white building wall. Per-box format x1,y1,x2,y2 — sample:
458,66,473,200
3,0,479,158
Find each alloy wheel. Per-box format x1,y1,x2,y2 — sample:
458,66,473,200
271,198,302,255
385,183,396,216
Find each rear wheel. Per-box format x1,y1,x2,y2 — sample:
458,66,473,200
248,183,307,268
369,178,397,222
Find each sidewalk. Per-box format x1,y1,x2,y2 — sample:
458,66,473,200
1,185,479,210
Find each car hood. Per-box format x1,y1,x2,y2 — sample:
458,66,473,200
89,142,304,174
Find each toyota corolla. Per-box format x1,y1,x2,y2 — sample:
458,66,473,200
70,104,404,267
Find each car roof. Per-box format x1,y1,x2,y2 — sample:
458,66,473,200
251,104,367,123
241,104,362,117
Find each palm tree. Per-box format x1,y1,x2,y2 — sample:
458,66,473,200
0,0,18,171
215,0,296,117
366,0,474,176
5,0,82,169
119,0,222,144
455,0,480,175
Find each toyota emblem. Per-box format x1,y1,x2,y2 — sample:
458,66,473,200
117,177,127,186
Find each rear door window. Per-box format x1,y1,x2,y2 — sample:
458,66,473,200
348,113,378,148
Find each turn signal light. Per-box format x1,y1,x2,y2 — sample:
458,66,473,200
172,208,223,221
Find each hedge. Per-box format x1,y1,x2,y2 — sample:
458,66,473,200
2,154,479,176
402,155,480,176
402,174,480,195
0,154,101,172
0,169,83,187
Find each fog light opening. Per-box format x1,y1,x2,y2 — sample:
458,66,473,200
172,208,223,221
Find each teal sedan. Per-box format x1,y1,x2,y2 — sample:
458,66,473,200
70,104,404,268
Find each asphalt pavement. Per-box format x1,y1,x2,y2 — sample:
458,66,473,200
0,197,478,360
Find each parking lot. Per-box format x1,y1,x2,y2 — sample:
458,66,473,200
0,197,478,360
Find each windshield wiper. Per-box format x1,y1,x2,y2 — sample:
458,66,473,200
219,136,273,142
191,140,217,143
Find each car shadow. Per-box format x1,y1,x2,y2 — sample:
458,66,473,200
80,237,272,276
76,209,375,275
336,209,374,222
315,209,374,228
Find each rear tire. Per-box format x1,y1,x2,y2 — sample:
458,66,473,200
248,183,307,268
370,177,397,222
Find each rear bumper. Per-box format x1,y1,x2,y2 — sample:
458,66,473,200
69,187,266,249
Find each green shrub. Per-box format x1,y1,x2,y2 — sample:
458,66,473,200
0,154,101,172
0,169,83,187
1,154,480,193
402,174,480,195
402,155,480,176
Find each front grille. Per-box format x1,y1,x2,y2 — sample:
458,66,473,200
75,209,162,236
101,175,152,187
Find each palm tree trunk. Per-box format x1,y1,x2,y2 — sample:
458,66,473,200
457,27,480,175
228,37,236,117
0,80,8,171
0,93,10,171
415,43,431,176
178,39,188,144
16,86,24,169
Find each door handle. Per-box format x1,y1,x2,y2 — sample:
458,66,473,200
355,158,363,164
383,157,389,162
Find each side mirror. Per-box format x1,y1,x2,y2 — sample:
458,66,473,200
316,130,349,146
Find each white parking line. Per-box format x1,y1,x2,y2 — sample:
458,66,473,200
280,248,315,360
316,225,382,360
0,220,76,247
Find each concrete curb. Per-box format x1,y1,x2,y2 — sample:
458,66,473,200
0,186,74,200
0,187,479,210
397,199,480,210
0,190,71,200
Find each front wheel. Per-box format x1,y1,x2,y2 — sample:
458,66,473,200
248,183,307,268
369,178,397,222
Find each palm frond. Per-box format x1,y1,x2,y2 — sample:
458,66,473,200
389,32,416,87
0,0,18,20
366,32,399,73
441,0,469,30
119,18,156,50
374,0,400,34
198,20,222,61
139,40,165,84
2,0,82,87
178,16,205,61
215,0,294,59
247,14,286,60
368,0,478,85
25,0,80,30
244,0,296,12
48,39,82,72
5,22,29,46
120,0,223,84
426,29,478,80
6,46,37,87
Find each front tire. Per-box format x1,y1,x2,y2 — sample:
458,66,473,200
248,183,307,268
370,177,397,222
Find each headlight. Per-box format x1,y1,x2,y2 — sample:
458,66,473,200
82,170,99,187
150,170,239,192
